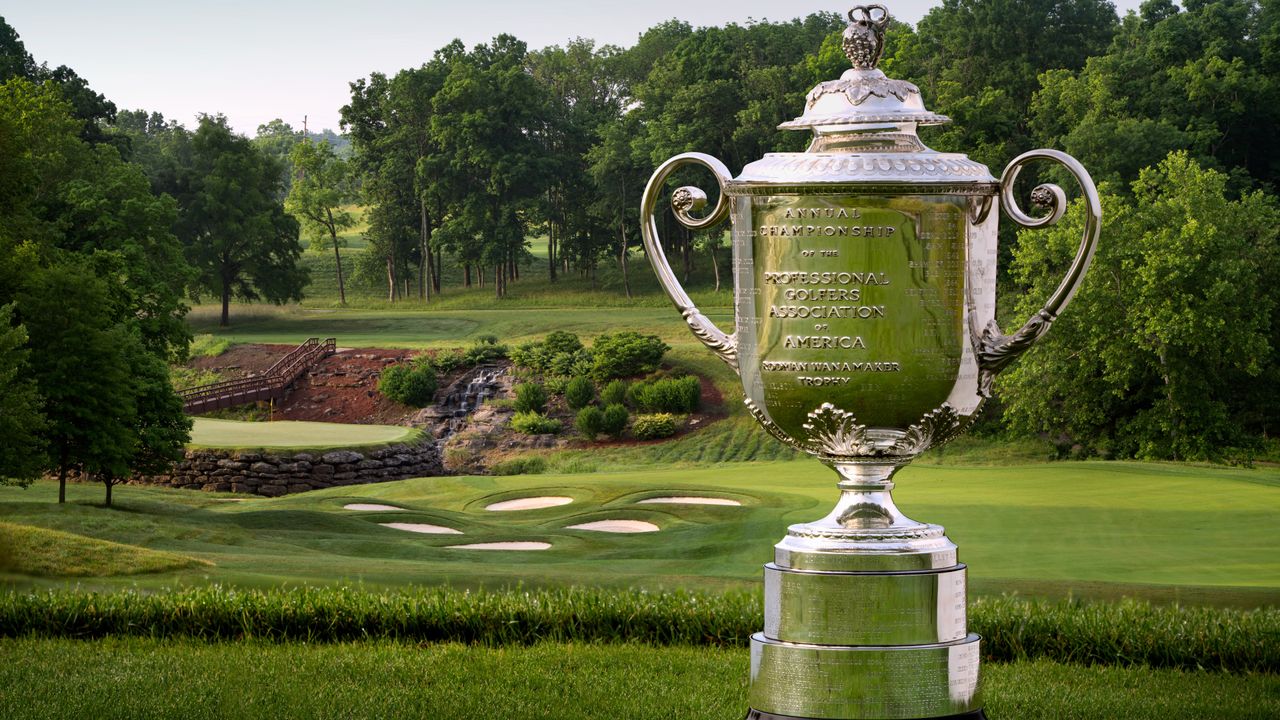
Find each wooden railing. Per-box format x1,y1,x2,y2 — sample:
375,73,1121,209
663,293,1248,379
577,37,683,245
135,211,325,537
180,337,336,414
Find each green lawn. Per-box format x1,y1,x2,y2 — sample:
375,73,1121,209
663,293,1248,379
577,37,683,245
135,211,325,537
2,460,1276,605
0,638,1274,720
189,418,420,451
186,303,734,348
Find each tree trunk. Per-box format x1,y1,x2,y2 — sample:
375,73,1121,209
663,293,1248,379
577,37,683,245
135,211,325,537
104,478,113,507
386,255,395,302
327,209,346,305
495,264,502,299
620,220,632,300
57,448,67,504
220,276,231,327
464,263,472,288
419,201,430,301
548,191,557,282
711,243,721,293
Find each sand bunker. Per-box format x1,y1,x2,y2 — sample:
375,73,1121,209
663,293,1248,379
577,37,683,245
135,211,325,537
380,522,463,535
446,541,551,550
345,503,406,512
485,496,574,512
637,496,742,506
566,520,660,533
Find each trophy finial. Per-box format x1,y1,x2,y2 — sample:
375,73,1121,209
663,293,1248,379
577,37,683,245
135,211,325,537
844,5,890,69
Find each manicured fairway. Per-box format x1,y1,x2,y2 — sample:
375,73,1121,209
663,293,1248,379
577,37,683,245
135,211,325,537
189,418,420,450
0,639,1274,720
2,460,1276,605
185,304,734,349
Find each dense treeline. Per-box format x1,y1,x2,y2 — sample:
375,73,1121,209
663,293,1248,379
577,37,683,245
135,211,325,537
337,0,1280,460
1,0,1278,468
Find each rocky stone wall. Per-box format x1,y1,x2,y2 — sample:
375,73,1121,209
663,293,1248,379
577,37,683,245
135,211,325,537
130,441,443,497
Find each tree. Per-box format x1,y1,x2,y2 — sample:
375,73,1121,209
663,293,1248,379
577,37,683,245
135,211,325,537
174,116,307,326
99,331,190,507
0,304,46,486
431,35,551,298
1030,0,1280,192
287,140,356,304
999,152,1280,460
0,78,192,361
15,263,135,503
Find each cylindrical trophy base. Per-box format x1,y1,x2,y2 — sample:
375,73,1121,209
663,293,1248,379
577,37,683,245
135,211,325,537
745,709,988,720
747,633,982,720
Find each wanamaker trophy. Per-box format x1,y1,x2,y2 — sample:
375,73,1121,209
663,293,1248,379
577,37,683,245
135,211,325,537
641,5,1101,719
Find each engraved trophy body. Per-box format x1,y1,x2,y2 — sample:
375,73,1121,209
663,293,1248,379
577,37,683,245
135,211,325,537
641,6,1100,720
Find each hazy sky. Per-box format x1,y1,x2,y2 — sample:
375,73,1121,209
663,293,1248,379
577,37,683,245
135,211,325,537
7,1,1143,136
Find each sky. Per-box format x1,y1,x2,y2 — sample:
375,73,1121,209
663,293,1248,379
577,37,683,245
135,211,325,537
7,0,1144,137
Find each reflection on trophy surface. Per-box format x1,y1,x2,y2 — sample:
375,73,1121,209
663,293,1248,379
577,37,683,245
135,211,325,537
642,5,1100,719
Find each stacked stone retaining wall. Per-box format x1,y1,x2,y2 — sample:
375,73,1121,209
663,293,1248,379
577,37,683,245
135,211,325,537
130,442,444,497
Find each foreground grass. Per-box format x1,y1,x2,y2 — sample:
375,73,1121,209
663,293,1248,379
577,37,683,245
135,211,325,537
0,638,1275,720
188,418,422,451
4,586,1275,672
1,460,1277,604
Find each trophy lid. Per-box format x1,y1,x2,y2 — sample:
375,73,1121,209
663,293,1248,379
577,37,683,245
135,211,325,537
781,5,949,132
731,5,996,189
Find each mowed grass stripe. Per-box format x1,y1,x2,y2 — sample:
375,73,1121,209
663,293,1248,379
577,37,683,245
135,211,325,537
0,639,1275,720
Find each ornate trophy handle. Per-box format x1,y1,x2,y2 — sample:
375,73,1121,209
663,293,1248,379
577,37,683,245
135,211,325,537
641,152,738,374
974,149,1101,396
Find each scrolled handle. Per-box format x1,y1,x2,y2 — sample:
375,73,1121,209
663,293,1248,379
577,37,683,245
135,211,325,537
973,149,1101,396
641,152,738,374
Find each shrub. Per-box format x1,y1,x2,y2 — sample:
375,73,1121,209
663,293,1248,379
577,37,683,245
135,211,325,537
465,336,508,365
632,413,680,440
543,375,570,395
600,404,629,437
513,383,548,414
511,331,585,374
565,376,595,410
575,406,605,440
590,332,669,380
632,376,701,413
378,363,438,407
600,379,628,407
430,348,470,374
490,456,548,476
510,411,561,435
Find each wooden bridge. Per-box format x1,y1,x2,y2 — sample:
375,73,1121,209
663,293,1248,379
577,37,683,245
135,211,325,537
180,337,336,415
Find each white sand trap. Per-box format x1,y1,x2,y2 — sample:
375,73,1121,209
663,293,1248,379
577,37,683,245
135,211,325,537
446,541,551,550
637,496,742,506
345,503,406,512
381,522,463,535
485,496,574,512
566,520,660,533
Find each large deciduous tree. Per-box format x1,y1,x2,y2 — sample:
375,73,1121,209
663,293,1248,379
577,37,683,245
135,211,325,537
999,152,1280,460
286,140,356,305
174,116,307,326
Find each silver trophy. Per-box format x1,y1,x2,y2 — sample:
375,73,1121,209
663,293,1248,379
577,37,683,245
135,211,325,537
641,5,1100,719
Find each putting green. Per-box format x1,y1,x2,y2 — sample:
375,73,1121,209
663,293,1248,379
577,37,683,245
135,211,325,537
188,418,419,450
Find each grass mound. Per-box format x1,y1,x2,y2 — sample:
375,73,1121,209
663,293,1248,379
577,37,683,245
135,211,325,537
2,586,1276,673
0,523,207,577
188,418,422,451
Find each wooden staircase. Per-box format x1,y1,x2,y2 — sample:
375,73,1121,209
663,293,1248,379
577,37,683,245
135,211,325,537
180,337,337,414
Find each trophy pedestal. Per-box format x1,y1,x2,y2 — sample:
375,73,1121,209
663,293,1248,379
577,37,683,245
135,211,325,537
745,464,984,720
